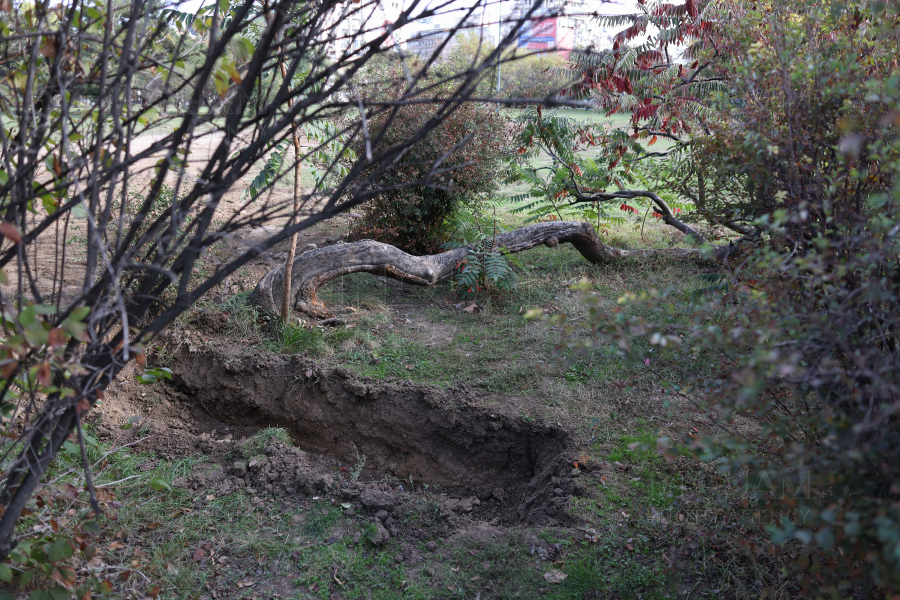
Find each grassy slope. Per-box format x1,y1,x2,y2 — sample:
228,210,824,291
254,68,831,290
12,231,760,599
7,110,775,600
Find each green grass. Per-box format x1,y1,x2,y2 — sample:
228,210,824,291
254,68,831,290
16,429,596,600
239,426,293,457
599,425,684,510
497,108,678,199
555,545,669,600
210,218,708,429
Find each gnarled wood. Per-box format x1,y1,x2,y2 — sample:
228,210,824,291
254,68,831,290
249,221,734,318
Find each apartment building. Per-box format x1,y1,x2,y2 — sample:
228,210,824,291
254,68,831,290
323,0,407,59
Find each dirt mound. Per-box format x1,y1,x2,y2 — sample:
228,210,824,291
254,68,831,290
147,312,580,525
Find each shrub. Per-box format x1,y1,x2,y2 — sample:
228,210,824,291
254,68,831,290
345,75,511,255
496,50,570,103
592,3,900,593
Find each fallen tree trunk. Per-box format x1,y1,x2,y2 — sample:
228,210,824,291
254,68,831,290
249,221,739,318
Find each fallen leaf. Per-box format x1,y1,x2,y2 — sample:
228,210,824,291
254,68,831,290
543,569,567,584
109,541,126,551
87,555,105,568
193,547,205,562
450,566,459,573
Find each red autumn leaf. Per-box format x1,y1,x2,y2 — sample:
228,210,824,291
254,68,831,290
39,36,58,58
48,327,67,348
0,222,22,244
36,362,52,386
2,361,18,379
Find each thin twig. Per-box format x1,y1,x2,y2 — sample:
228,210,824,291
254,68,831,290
77,416,104,517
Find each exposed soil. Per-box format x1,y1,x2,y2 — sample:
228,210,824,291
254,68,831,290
92,309,585,542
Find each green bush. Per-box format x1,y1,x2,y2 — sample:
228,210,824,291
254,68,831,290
345,72,511,255
591,3,900,594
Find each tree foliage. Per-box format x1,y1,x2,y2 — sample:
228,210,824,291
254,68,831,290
504,0,726,244
583,1,900,593
444,33,570,102
346,73,512,255
0,0,540,575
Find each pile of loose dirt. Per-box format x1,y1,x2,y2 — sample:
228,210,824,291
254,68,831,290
93,310,588,533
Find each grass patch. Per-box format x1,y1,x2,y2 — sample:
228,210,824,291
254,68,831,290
555,544,669,600
592,423,684,510
240,426,293,457
206,219,709,427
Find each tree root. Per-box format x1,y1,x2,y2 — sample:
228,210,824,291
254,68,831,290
249,221,736,318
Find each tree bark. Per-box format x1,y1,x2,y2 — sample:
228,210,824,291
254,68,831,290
250,221,739,318
279,63,302,323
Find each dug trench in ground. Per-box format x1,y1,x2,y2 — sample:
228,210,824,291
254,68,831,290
124,310,584,527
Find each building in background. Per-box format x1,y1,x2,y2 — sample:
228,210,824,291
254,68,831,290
404,26,456,60
501,0,611,57
516,16,573,59
322,0,615,62
324,0,408,60
401,16,493,62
